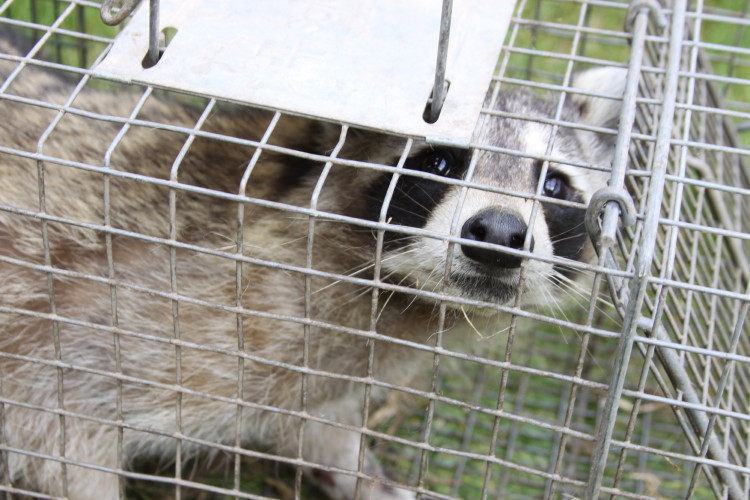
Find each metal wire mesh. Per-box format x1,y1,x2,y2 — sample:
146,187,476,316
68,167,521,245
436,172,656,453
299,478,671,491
0,0,748,499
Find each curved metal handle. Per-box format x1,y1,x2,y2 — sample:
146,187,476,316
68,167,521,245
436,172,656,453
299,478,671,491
100,0,143,26
584,186,637,250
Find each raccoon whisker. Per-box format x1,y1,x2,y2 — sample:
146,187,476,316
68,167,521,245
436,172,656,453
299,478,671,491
533,283,575,344
319,253,425,312
401,184,441,209
551,272,615,311
545,277,608,371
548,272,618,324
460,306,510,340
369,188,442,223
244,234,309,253
391,186,439,214
547,274,593,308
377,289,399,322
309,249,420,298
324,282,388,312
315,268,406,310
545,285,570,321
401,293,421,315
549,220,587,241
378,270,419,320
550,231,587,245
205,231,235,246
362,197,432,224
402,269,442,319
401,263,451,316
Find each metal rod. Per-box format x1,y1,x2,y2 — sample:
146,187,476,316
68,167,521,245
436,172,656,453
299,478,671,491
149,0,159,63
585,0,686,495
427,0,452,123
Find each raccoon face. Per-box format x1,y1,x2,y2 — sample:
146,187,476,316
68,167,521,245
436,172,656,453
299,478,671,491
363,69,626,309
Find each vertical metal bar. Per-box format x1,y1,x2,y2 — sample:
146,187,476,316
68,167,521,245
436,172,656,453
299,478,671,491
548,0,656,493
147,0,160,66
414,148,480,499
650,0,705,352
296,125,348,499
427,0,452,123
592,1,659,260
484,1,591,496
234,110,281,498
497,334,536,491
608,340,657,497
357,138,414,498
581,1,655,496
450,368,488,497
31,5,89,495
585,0,687,496
102,85,154,499
166,97,218,500
0,336,7,493
480,0,533,491
546,279,608,499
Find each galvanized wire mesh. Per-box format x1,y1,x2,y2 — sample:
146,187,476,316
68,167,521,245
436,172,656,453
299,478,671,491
0,0,748,499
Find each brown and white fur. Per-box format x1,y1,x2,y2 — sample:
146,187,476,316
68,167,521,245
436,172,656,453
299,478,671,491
0,38,626,500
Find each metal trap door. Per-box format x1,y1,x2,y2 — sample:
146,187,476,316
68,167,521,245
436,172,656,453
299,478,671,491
94,0,512,144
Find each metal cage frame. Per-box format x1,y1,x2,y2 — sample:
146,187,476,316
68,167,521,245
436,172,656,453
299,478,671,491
0,0,748,499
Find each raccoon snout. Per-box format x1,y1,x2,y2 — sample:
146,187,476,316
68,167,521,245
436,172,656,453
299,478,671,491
460,208,534,269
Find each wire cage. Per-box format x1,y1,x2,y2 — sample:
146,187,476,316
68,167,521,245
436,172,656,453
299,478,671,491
0,0,748,499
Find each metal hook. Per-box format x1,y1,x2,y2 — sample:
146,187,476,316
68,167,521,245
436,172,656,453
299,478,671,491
624,0,667,33
585,187,637,250
100,0,143,26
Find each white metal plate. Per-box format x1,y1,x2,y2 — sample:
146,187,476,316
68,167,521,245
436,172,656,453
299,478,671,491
95,0,512,143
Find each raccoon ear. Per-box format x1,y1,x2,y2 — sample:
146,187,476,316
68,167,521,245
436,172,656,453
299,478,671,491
569,67,628,131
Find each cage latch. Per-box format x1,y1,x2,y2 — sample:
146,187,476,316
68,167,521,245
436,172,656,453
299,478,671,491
584,187,637,251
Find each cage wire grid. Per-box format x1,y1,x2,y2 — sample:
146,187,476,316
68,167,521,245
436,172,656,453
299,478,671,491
0,0,748,499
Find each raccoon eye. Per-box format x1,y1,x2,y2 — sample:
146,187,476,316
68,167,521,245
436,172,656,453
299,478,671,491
420,150,454,176
543,173,568,199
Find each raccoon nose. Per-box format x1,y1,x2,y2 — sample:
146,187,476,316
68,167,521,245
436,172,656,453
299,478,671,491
460,209,534,268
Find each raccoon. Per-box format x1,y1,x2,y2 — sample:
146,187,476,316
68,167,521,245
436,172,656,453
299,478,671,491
0,37,626,500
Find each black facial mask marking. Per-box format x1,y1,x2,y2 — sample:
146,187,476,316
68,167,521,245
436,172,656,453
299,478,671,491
365,147,469,247
535,163,587,275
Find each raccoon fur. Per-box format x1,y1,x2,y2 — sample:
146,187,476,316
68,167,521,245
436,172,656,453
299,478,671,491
0,39,627,500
